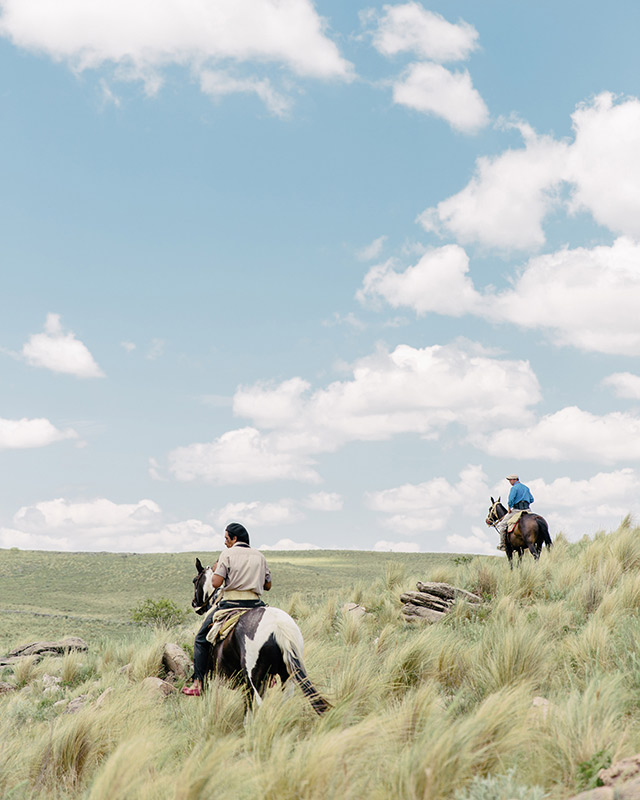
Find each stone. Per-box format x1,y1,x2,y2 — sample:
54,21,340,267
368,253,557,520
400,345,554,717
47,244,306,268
567,789,614,800
416,582,482,604
141,677,177,698
0,681,17,695
402,604,447,623
7,638,88,659
600,755,640,786
162,643,192,679
341,603,367,619
66,694,88,714
95,687,114,708
399,591,451,612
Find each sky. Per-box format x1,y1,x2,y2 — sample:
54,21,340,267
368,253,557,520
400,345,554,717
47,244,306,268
3,1,640,556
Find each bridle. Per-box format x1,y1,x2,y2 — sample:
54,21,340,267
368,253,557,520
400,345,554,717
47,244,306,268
486,501,506,528
192,566,219,615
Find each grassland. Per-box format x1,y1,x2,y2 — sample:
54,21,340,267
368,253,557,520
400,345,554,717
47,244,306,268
2,528,640,799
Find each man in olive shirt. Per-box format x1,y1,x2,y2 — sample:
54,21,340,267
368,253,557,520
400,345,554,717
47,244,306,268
183,522,271,696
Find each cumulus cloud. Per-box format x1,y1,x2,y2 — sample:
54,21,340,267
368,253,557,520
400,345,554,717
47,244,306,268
603,372,640,399
361,238,640,356
0,0,352,113
200,70,292,118
370,3,479,62
446,526,496,556
260,538,320,550
302,492,343,511
22,313,104,378
213,499,303,530
420,94,640,250
3,497,222,552
472,406,640,464
0,417,78,449
166,342,540,485
367,464,488,534
358,245,479,316
420,121,567,250
392,62,489,133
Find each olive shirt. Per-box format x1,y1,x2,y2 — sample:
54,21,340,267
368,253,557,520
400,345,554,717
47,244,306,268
213,542,271,595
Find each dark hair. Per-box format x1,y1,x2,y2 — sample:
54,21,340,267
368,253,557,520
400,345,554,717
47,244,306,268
225,522,250,545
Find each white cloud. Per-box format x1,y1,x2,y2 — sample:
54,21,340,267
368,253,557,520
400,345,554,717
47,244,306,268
167,342,540,485
420,121,567,250
472,406,640,464
446,526,496,556
0,417,78,450
367,464,488,534
168,426,321,485
357,245,479,316
373,540,419,553
3,496,222,552
0,0,352,113
303,492,343,511
371,3,479,62
120,341,136,352
145,338,164,360
392,62,489,133
213,498,303,529
260,538,320,550
200,70,292,118
419,94,640,251
603,372,640,399
357,235,387,261
567,92,640,238
362,237,640,357
22,313,104,378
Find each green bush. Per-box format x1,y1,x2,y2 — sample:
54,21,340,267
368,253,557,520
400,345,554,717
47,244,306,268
130,598,187,628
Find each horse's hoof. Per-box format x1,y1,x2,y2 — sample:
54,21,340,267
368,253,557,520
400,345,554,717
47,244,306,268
182,685,201,697
496,545,506,551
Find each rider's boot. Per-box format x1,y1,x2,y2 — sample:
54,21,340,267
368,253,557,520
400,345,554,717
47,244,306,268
497,529,506,551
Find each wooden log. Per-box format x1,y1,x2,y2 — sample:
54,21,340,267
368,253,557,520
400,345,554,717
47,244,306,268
416,582,481,604
399,591,451,612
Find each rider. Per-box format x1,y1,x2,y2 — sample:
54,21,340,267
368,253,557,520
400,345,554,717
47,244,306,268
182,522,272,697
495,474,534,551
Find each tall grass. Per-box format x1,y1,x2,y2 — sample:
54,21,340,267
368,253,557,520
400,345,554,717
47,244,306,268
4,520,640,798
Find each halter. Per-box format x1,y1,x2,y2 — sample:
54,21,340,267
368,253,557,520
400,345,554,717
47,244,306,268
487,501,506,528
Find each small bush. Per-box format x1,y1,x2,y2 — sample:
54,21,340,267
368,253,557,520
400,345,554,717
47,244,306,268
130,598,187,628
455,768,547,800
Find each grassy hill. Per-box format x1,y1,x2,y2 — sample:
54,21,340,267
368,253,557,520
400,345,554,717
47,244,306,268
2,529,640,799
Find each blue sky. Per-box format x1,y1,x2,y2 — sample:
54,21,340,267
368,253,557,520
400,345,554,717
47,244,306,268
3,0,640,554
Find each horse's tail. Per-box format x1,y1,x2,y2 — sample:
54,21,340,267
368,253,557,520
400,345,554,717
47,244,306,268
271,611,332,715
537,516,552,549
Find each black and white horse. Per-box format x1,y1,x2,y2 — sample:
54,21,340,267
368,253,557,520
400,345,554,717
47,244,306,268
192,558,330,714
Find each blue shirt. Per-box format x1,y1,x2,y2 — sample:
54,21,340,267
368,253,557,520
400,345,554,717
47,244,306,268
508,481,534,508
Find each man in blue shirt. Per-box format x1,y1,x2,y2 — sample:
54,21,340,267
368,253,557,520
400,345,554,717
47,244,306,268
495,474,534,551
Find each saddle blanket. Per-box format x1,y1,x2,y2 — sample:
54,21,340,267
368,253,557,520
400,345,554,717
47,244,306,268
507,509,529,534
205,607,252,645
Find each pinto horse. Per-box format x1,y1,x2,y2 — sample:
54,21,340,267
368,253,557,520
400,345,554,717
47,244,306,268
191,558,330,714
485,498,552,568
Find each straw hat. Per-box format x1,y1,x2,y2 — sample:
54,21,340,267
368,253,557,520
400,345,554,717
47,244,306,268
506,474,519,481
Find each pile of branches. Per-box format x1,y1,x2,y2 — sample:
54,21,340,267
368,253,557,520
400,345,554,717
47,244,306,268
400,581,482,623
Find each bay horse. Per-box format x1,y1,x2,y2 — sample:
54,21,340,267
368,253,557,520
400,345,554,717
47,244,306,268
485,498,552,568
191,558,330,714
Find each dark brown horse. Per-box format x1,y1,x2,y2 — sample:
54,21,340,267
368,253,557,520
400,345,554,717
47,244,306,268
485,498,552,568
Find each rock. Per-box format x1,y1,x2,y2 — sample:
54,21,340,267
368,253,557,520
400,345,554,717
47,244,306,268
162,643,192,679
600,755,640,786
53,699,68,709
141,677,177,698
568,777,640,800
341,603,367,619
567,789,614,800
416,582,481,604
95,687,114,708
619,778,640,799
6,638,88,660
399,591,451,612
402,604,447,623
66,694,88,714
118,663,132,676
0,681,17,695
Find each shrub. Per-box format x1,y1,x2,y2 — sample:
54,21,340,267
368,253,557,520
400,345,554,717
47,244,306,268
130,598,187,628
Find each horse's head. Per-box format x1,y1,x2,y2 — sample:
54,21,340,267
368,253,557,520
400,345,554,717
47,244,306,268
485,497,506,526
192,557,218,615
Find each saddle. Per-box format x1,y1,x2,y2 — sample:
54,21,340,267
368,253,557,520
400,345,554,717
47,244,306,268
507,509,529,534
205,607,253,645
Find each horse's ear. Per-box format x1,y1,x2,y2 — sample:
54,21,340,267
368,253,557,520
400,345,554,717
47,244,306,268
195,557,204,573
490,496,495,504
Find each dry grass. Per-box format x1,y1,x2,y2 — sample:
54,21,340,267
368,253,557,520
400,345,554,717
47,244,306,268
4,523,640,799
